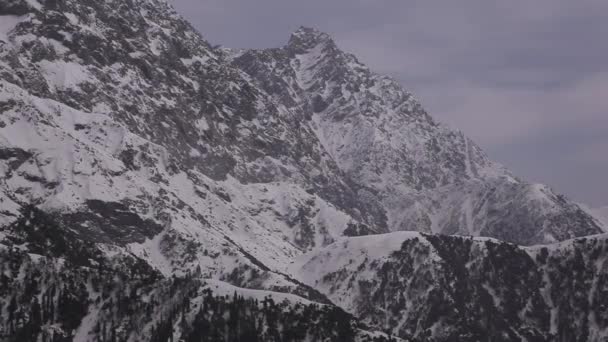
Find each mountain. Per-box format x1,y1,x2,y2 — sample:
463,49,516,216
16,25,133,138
290,232,608,341
230,27,603,245
0,208,393,341
0,0,606,340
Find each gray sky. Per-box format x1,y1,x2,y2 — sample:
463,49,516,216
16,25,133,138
172,0,608,207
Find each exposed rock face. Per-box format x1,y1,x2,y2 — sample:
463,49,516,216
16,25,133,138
0,0,606,340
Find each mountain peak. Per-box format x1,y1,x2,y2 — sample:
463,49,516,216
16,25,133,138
287,26,335,52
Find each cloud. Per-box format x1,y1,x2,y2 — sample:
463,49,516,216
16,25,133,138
409,72,608,145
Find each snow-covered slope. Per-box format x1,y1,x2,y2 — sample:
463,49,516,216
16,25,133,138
0,0,375,286
291,232,608,341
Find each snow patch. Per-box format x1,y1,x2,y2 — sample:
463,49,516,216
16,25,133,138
195,117,210,132
204,279,317,306
0,15,25,43
38,60,94,91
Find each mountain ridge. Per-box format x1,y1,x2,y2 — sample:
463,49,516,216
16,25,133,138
290,231,608,341
232,25,603,244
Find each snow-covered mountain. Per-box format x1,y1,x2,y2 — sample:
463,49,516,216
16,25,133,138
291,232,608,341
0,0,606,340
231,27,603,245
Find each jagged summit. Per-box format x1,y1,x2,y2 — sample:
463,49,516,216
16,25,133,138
234,28,603,244
287,26,335,52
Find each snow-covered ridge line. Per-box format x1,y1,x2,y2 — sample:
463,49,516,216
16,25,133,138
290,230,608,340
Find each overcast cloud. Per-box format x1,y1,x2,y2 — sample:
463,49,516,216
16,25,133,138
172,0,608,207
